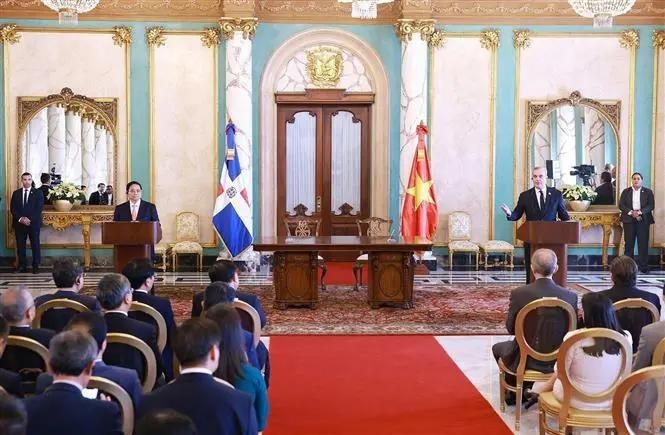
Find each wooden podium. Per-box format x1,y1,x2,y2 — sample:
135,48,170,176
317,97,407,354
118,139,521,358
102,222,162,272
516,221,581,287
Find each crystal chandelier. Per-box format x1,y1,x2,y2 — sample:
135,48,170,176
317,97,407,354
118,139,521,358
568,0,636,28
337,0,394,20
41,0,100,24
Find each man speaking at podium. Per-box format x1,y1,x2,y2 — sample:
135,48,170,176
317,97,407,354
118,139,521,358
113,181,160,260
500,166,570,284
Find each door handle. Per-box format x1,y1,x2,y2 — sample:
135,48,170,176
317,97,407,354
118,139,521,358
316,196,322,213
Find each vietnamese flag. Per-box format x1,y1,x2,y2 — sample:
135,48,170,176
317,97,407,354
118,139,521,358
401,121,438,242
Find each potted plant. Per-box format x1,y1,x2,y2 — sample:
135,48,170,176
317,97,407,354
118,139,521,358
48,182,81,212
73,188,86,207
561,184,598,212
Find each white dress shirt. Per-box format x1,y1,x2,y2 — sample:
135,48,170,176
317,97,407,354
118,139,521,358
534,188,547,209
180,367,213,376
631,188,641,210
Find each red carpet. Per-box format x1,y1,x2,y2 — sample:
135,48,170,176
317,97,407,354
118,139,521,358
266,336,511,435
321,261,357,285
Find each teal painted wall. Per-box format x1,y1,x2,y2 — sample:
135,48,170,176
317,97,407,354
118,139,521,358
0,20,661,260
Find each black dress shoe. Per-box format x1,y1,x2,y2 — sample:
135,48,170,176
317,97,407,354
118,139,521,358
15,267,27,273
640,267,650,274
32,266,39,274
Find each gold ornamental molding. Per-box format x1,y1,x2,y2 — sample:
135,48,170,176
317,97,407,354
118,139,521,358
219,17,258,40
112,26,132,47
201,27,222,47
306,47,343,87
0,23,20,45
513,29,530,49
146,26,166,47
394,19,435,43
653,29,665,49
480,28,500,50
428,29,445,48
619,29,640,48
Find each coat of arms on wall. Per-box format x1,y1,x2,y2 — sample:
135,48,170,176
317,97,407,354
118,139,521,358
306,47,344,88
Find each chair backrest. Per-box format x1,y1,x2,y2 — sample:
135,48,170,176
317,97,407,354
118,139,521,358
32,298,90,329
106,333,157,393
356,217,393,237
448,211,472,241
556,328,632,430
175,212,200,242
233,300,261,349
611,365,665,435
6,336,49,369
88,376,134,435
613,299,660,352
653,337,665,366
613,298,660,324
284,216,320,237
514,297,577,376
128,302,168,353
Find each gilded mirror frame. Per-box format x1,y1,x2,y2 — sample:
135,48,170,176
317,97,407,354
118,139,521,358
525,91,621,209
16,87,119,193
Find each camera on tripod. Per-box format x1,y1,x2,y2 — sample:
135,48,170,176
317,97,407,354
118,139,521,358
570,164,595,186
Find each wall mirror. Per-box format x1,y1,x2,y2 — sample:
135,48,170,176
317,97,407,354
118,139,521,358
526,91,620,207
17,87,117,204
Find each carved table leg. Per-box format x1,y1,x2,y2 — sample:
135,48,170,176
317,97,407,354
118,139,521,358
601,223,611,269
81,217,92,272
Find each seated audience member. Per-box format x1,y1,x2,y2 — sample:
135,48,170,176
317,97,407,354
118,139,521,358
24,330,123,435
0,393,27,435
492,249,578,405
35,312,141,410
135,410,197,435
0,315,23,397
35,258,101,332
206,304,269,431
598,256,661,352
89,183,107,205
531,293,632,411
138,318,257,435
122,258,175,381
203,282,260,370
594,171,615,205
97,273,164,384
0,287,55,376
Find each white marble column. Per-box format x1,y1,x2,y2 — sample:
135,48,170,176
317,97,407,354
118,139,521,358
47,104,66,176
94,125,109,187
64,110,83,185
81,117,96,193
26,108,49,185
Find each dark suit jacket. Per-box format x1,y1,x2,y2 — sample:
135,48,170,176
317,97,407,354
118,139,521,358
138,372,257,435
38,185,52,205
103,312,164,383
10,187,44,227
191,290,267,328
597,284,661,352
35,360,141,410
113,200,159,222
0,326,55,374
24,382,123,435
619,187,655,224
594,182,615,205
507,187,570,222
501,278,578,372
89,191,109,205
34,290,102,332
0,367,23,397
129,291,176,380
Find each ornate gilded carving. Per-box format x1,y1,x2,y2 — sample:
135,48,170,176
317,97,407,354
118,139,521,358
569,211,622,268
653,30,665,49
146,26,166,47
112,26,132,47
394,19,435,43
306,47,343,87
513,29,530,49
201,27,221,47
428,29,445,49
219,17,258,40
0,23,20,45
480,28,500,50
619,29,640,48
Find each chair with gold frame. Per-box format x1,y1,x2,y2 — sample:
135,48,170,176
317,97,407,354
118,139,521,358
649,338,665,434
447,211,479,270
233,300,261,350
129,302,168,354
537,328,632,435
88,376,134,435
6,336,50,393
498,297,577,431
32,298,90,330
106,332,157,393
171,212,204,272
352,217,392,291
154,243,171,272
480,240,515,270
612,365,665,435
612,298,660,325
283,215,327,290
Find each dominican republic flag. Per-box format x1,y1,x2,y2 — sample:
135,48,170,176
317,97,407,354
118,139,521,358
212,121,253,257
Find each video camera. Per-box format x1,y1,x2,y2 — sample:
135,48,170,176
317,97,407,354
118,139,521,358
570,164,595,186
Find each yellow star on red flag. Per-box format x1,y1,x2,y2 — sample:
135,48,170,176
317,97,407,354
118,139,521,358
405,173,435,209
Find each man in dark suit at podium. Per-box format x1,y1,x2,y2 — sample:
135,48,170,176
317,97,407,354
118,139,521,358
10,172,44,274
500,166,570,284
113,181,159,222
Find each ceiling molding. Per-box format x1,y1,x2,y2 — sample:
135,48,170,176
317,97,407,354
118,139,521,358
0,1,663,24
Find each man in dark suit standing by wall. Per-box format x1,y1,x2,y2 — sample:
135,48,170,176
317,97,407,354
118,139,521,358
10,172,44,274
619,172,654,273
89,183,108,205
500,166,570,284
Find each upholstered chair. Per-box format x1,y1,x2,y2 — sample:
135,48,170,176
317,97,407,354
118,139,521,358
171,212,203,272
447,211,479,270
480,240,515,270
283,216,327,291
353,217,392,291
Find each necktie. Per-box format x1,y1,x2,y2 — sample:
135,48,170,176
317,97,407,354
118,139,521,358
539,190,545,210
23,189,28,207
131,204,138,221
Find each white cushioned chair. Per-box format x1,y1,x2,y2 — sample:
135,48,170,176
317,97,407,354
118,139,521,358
447,211,479,270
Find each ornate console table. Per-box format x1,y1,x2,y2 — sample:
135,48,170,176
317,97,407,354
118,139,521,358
42,206,114,271
568,210,622,268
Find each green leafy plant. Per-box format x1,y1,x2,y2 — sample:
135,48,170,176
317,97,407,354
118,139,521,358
561,184,598,201
48,182,83,203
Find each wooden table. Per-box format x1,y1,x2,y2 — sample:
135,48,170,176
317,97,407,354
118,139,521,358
253,236,432,309
569,210,622,268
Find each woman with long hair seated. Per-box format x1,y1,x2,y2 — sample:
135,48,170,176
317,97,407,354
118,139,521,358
205,304,269,431
530,292,632,411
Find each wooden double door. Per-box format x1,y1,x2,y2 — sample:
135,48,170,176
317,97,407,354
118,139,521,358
276,94,372,246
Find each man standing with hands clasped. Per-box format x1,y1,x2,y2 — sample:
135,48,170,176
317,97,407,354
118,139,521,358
10,172,44,274
619,172,654,274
